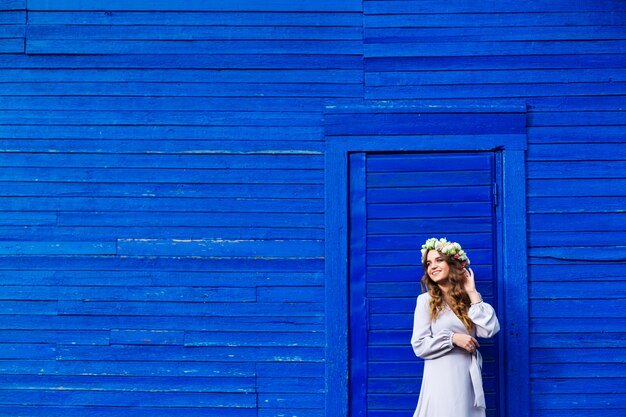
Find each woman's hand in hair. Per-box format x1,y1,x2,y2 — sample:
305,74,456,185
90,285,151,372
464,268,482,304
463,267,477,293
452,333,480,353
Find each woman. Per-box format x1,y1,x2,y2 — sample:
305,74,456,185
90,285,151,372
411,237,500,417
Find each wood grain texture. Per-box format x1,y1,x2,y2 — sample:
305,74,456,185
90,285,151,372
2,3,362,415
0,0,623,415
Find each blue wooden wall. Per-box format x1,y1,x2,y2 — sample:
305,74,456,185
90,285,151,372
0,0,624,416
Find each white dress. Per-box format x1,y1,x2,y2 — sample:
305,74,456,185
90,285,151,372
411,292,500,417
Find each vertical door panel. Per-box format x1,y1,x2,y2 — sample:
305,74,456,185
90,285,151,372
350,152,500,417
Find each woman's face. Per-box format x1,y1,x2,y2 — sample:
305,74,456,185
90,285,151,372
425,250,450,283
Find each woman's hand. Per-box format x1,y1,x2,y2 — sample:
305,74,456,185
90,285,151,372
463,267,476,293
464,268,482,304
452,333,480,353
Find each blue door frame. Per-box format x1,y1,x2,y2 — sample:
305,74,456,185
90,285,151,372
323,104,529,417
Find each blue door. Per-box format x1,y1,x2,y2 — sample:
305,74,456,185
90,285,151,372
349,152,501,417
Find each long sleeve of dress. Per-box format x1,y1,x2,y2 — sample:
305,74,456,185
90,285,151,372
411,294,454,360
468,301,500,338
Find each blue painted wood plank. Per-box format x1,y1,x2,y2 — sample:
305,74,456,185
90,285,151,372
531,348,626,363
530,333,626,348
58,300,324,317
0,301,57,315
256,362,324,377
117,239,324,257
529,164,626,179
259,410,323,417
365,82,626,100
0,182,322,198
56,345,325,362
366,68,626,86
0,39,23,53
364,12,626,28
0,374,257,392
0,1,25,10
0,68,363,83
325,112,526,135
529,144,626,160
0,96,358,112
368,202,493,218
532,378,625,394
368,171,491,187
257,377,324,392
0,53,363,69
259,393,324,408
529,213,626,232
323,145,350,416
531,299,626,317
26,40,363,55
530,231,626,248
0,406,256,417
0,344,55,359
530,246,626,261
529,197,626,213
0,26,25,38
256,287,324,303
0,225,321,241
534,393,626,408
0,82,363,97
530,110,626,126
0,360,56,374
0,125,324,140
531,317,626,333
0,330,109,345
0,196,322,213
0,139,325,154
0,255,323,272
184,331,324,347
56,212,324,228
0,241,115,255
0,389,256,406
0,196,321,212
528,179,626,195
0,270,321,288
29,11,362,26
528,264,624,282
54,360,255,377
368,186,491,203
341,97,626,113
0,110,325,126
365,54,626,71
364,0,626,14
28,0,362,12
531,363,626,378
365,25,626,42
5,286,255,302
530,270,626,289
365,40,626,58
0,314,323,332
349,152,367,417
27,25,363,41
368,217,493,234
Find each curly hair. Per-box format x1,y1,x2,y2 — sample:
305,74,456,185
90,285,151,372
420,249,473,331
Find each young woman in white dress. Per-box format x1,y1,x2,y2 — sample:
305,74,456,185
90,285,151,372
411,238,500,417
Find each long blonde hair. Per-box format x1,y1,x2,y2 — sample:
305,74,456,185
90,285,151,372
420,250,473,331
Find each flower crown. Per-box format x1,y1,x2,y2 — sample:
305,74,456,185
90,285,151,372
421,237,470,267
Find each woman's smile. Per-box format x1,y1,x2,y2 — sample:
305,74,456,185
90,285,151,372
425,250,450,282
